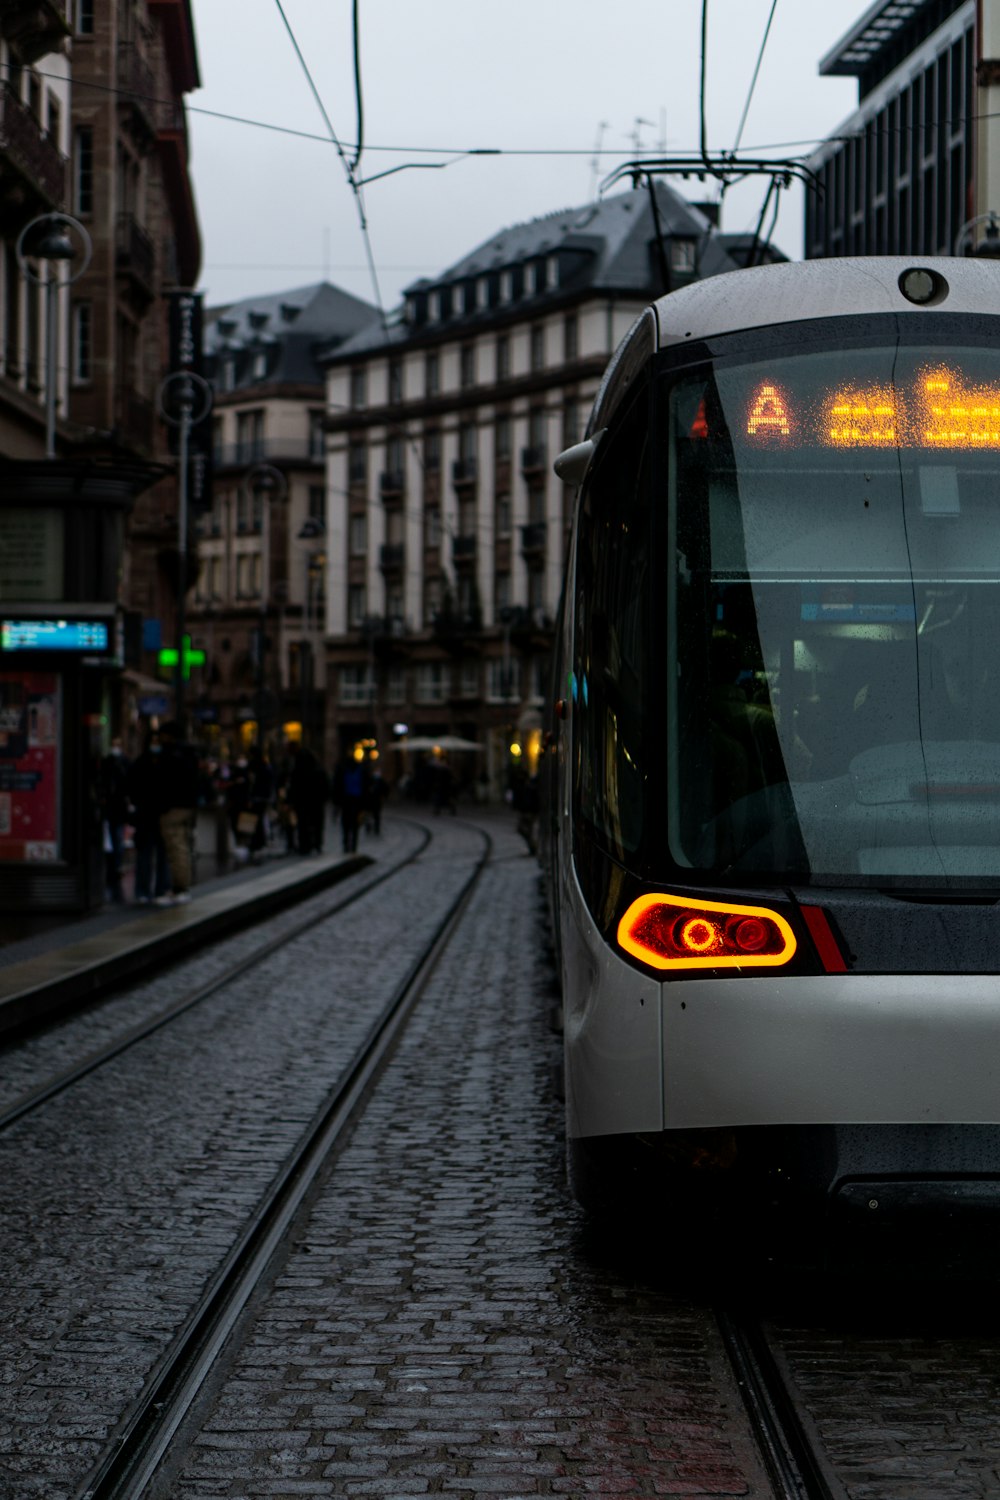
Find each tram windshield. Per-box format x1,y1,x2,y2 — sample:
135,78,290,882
667,342,1000,887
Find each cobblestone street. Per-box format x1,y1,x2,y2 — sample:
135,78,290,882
154,818,769,1499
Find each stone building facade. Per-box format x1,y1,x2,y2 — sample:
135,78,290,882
321,183,773,797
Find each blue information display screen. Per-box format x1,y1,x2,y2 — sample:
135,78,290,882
1,619,110,652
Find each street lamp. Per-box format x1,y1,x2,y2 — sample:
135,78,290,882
955,212,1000,257
15,213,92,459
243,461,287,742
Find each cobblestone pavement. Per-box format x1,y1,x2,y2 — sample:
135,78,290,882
152,817,772,1500
7,809,1000,1499
0,815,424,1116
0,814,487,1500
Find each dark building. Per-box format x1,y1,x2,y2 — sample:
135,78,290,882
805,0,975,259
188,282,379,762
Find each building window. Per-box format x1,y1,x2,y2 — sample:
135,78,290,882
563,313,578,362
425,351,439,397
424,428,441,471
349,513,367,556
388,358,403,403
488,656,520,702
416,662,448,704
670,239,697,274
530,324,545,372
496,495,511,539
459,421,477,464
495,334,510,382
460,343,475,389
341,664,374,704
425,506,441,548
74,126,93,215
495,414,511,459
348,439,367,485
236,553,261,598
459,658,480,697
546,255,559,289
495,571,511,613
236,409,265,463
425,575,442,623
71,302,91,383
348,586,367,628
386,666,406,704
252,348,268,380
350,366,367,408
563,399,580,448
308,484,325,523
476,277,490,310
77,0,94,33
308,409,325,459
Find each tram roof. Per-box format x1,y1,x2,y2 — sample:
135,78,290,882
650,256,1000,349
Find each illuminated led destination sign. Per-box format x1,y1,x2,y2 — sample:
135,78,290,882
1,620,110,652
743,369,1000,449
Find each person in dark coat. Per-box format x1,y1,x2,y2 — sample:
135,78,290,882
99,736,130,902
156,720,200,903
365,767,387,835
126,732,170,903
332,753,368,853
289,746,328,854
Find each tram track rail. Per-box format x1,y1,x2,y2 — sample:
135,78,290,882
716,1305,843,1500
70,821,492,1500
0,821,434,1135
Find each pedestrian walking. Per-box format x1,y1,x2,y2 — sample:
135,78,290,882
332,752,368,853
126,732,170,904
365,766,387,835
289,746,329,853
98,736,130,902
156,720,199,904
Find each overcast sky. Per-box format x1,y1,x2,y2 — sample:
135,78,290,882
186,0,879,314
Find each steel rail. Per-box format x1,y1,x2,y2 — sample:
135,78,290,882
0,822,433,1134
74,823,492,1500
716,1305,844,1500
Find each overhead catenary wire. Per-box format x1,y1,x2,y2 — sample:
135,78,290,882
270,0,387,328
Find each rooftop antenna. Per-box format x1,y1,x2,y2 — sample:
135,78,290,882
631,116,655,153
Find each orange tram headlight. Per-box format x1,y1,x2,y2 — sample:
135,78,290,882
617,892,797,971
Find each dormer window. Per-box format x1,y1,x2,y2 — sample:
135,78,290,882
429,289,441,322
252,348,268,380
546,255,559,289
499,269,513,303
670,238,697,275
222,357,236,392
248,311,269,330
476,277,489,310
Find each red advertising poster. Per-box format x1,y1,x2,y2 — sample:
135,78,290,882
0,672,59,862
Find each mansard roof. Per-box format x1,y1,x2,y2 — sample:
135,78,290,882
325,182,774,360
204,281,379,389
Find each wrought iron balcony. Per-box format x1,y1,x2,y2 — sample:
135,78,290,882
0,82,66,208
380,469,405,498
116,213,156,300
451,457,478,487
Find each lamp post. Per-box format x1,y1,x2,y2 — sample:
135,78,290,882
298,516,326,748
15,213,92,459
158,369,213,729
243,461,287,744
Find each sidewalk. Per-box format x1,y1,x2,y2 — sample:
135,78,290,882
0,809,371,1039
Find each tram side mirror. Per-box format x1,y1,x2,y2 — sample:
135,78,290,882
554,429,605,485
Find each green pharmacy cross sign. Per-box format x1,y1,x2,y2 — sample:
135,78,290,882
159,634,206,680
